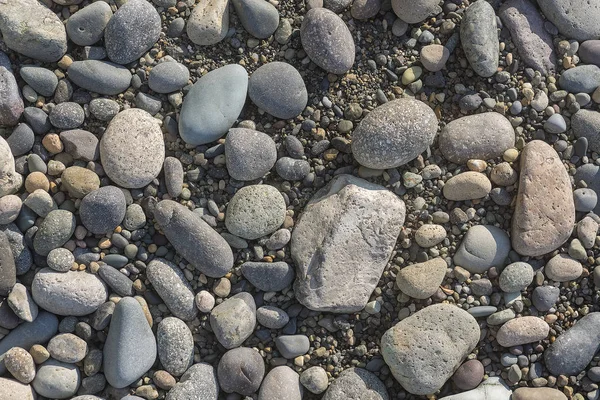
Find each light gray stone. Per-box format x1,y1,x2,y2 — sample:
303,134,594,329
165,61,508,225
391,0,440,23
32,359,80,399
66,1,113,46
67,61,132,96
209,292,256,349
157,317,194,377
147,258,197,321
259,366,303,400
323,368,388,400
165,363,218,400
454,225,510,274
225,128,277,181
226,185,286,240
439,377,512,400
460,0,499,77
537,0,600,41
187,0,229,46
496,317,550,347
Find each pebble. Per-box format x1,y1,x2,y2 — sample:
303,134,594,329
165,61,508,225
0,377,35,399
124,204,146,230
454,225,511,274
31,268,107,316
0,68,24,126
195,290,215,313
544,253,583,282
241,261,295,292
48,333,87,363
300,366,328,394
98,263,134,296
105,0,160,64
225,128,277,181
7,283,37,322
62,166,100,198
31,359,80,398
7,123,34,157
80,186,126,234
544,113,567,133
538,0,600,40
578,216,598,249
257,306,289,329
232,0,279,39
452,359,484,391
512,141,575,256
165,363,219,400
163,157,184,198
572,109,600,153
391,0,440,23
89,98,120,121
322,367,387,399
103,297,157,389
154,200,234,278
580,40,600,66
575,164,600,213
574,188,597,212
66,1,113,46
0,195,21,224
498,262,534,293
19,66,58,97
396,257,447,299
420,44,450,72
217,347,265,395
350,0,381,19
300,8,355,74
179,64,248,145
414,224,446,247
148,61,190,93
512,387,567,400
67,60,132,95
352,98,438,169
60,130,100,161
4,347,36,384
532,286,560,311
147,258,197,321
100,108,165,188
496,316,550,347
186,0,229,45
259,366,303,400
32,209,76,256
209,292,256,349
443,172,492,201
275,157,311,181
275,335,310,358
249,62,308,119
558,64,600,93
265,229,291,250
460,0,499,77
47,248,75,272
157,317,194,377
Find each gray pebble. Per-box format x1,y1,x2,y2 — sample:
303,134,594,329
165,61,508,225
164,157,184,197
232,0,279,39
32,359,80,398
98,263,134,297
323,367,387,400
7,124,35,157
574,188,598,212
147,258,197,321
210,292,256,349
148,61,190,93
67,61,132,96
275,335,310,358
559,64,600,93
532,286,560,312
60,129,100,161
241,261,295,292
20,66,58,97
66,1,113,46
80,186,126,234
499,262,534,293
225,128,277,181
48,333,88,363
217,347,265,395
275,157,310,181
257,306,289,329
157,317,194,377
89,98,120,121
226,185,286,240
33,209,76,256
259,366,303,400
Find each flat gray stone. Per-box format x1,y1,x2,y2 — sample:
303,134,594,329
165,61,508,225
559,65,600,93
32,359,80,399
460,0,499,77
67,61,132,96
225,128,277,181
259,366,303,400
147,258,197,321
454,225,511,274
217,347,265,395
165,363,219,400
391,0,440,23
148,61,190,93
80,186,126,234
20,66,58,97
232,0,279,39
241,261,295,292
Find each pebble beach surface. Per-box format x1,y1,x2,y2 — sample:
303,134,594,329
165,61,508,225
0,0,599,399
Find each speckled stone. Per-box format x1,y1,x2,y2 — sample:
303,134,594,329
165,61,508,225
33,209,76,256
323,367,388,400
209,292,256,349
157,317,194,377
460,0,499,77
217,347,265,395
147,258,197,321
224,128,277,181
226,185,286,240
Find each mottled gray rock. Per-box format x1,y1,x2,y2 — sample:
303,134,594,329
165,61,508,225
300,366,328,394
33,209,76,256
443,172,492,201
0,224,31,276
147,258,197,321
23,190,55,217
124,203,146,230
580,40,600,67
225,128,277,181
241,261,295,292
452,359,485,391
559,65,600,93
324,0,352,12
165,363,219,400
4,347,35,383
32,359,80,398
209,292,256,349
89,98,120,121
164,157,184,197
292,175,404,312
157,317,194,377
454,225,510,273
105,0,161,64
104,297,157,388
179,64,248,145
275,157,311,181
257,305,289,329
351,98,438,169
154,200,233,277
67,61,132,96
32,268,107,316
248,62,307,119
537,0,600,41
48,333,88,363
98,263,134,297
512,141,575,256
439,113,514,164
499,0,556,75
186,0,229,46
323,368,388,400
0,230,15,296
391,0,440,23
532,286,560,311
259,366,303,400
545,254,583,282
100,109,165,188
0,136,21,198
20,66,59,97
496,316,550,347
460,0,499,77
0,378,36,400
381,304,480,395
232,0,279,39
351,0,382,19
60,129,99,161
66,1,113,46
7,123,34,156
80,186,126,234
7,282,37,322
0,0,67,62
275,335,310,358
226,185,286,240
575,164,600,213
0,67,23,127
217,347,265,395
300,8,355,74
498,262,534,293
573,110,600,153
148,61,190,93
396,257,447,299
545,312,600,375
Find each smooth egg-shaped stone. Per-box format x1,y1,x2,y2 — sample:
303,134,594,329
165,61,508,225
179,64,248,146
67,60,132,96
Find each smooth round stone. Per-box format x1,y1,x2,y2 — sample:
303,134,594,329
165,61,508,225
66,1,113,46
97,263,134,296
100,108,165,189
538,0,600,41
574,188,598,212
60,129,99,162
414,224,446,247
105,0,161,64
452,359,484,391
300,366,328,394
496,316,550,347
545,253,583,282
467,306,498,318
4,347,36,384
209,292,256,349
559,65,600,93
351,98,438,169
351,0,381,19
454,225,510,274
257,306,289,329
300,8,355,74
157,317,194,377
226,185,286,240
179,64,248,146
49,102,84,129
1,224,33,276
224,128,277,181
241,261,295,292
48,333,88,363
499,262,534,293
580,40,600,66
20,66,58,97
33,210,76,256
544,113,567,133
513,387,568,400
80,186,126,234
61,166,100,198
195,290,215,313
147,258,197,321
443,171,492,201
7,123,35,157
47,248,75,272
420,44,450,72
232,0,279,39
391,0,440,23
0,195,21,225
259,366,303,400
274,335,310,358
217,347,265,395
248,62,308,119
89,98,120,121
487,309,516,326
67,61,132,96
148,61,190,93
323,0,352,12
164,157,184,197
135,92,161,115
323,368,387,400
0,377,35,399
532,286,560,312
32,359,80,399
31,268,107,316
275,157,311,181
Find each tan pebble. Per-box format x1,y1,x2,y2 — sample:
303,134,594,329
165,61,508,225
153,370,176,390
5,347,36,384
57,55,73,70
25,172,50,193
29,344,50,364
467,159,487,172
503,148,519,162
42,133,63,154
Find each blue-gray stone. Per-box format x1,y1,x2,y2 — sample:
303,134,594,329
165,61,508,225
32,358,80,398
49,102,85,129
105,0,161,65
559,65,600,93
148,61,190,93
147,258,197,321
7,123,35,157
0,230,15,296
544,113,566,133
179,64,248,145
68,61,132,96
135,92,162,115
460,0,499,77
1,223,33,275
537,0,600,41
20,66,58,97
532,286,559,311
22,107,50,134
275,157,311,181
104,297,157,388
98,264,134,297
66,2,113,46
232,0,280,39
241,261,295,292
454,225,511,274
165,363,219,400
467,306,498,318
574,188,597,212
575,163,600,214
275,335,310,359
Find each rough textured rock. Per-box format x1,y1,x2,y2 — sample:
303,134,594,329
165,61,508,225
351,98,438,169
443,172,492,201
0,67,24,126
323,368,388,400
460,0,499,77
33,209,76,256
537,0,600,41
165,363,218,400
496,317,550,347
147,258,197,321
79,185,126,234
499,0,557,75
292,175,404,312
512,388,567,400
0,377,36,399
545,254,583,282
187,0,229,46
0,230,15,296
439,113,514,164
512,140,575,256
209,292,256,349
259,366,303,400
573,109,600,153
391,0,440,23
157,317,194,377
66,1,113,46
396,258,447,300
381,304,480,395
224,128,277,181
454,225,511,273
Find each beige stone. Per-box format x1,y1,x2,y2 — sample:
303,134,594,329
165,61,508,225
420,44,450,72
187,0,229,46
545,253,583,282
443,171,492,201
396,257,447,299
512,387,567,400
496,316,549,347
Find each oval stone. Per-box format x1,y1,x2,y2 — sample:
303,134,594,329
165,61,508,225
558,65,600,94
66,1,113,46
351,98,438,169
186,0,229,46
32,359,80,398
79,186,126,234
33,209,76,256
443,172,492,201
391,0,440,24
157,317,194,377
496,316,550,347
545,254,583,282
147,258,197,321
0,377,36,400
226,185,286,240
460,0,499,77
67,61,132,96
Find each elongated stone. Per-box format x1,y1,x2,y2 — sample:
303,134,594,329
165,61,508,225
460,0,499,77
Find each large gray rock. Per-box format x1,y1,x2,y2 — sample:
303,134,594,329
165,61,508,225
292,175,405,312
179,64,248,146
323,368,388,400
0,0,67,62
154,200,233,278
32,359,80,398
104,297,157,388
537,0,600,41
499,0,556,75
66,1,113,46
573,109,600,153
226,185,286,240
439,113,514,164
512,140,575,256
232,0,279,39
32,268,108,316
259,366,303,400
33,209,76,256
165,363,219,400
187,0,229,46
559,65,600,93
460,0,499,77
454,225,510,273
100,108,165,188
381,304,480,395
391,0,440,23
545,312,600,376
67,60,132,96
209,292,256,349
352,98,438,169
147,258,197,321
300,8,355,74
0,378,36,400
0,67,23,127
157,317,194,377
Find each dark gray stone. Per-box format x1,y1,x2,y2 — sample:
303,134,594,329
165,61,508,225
98,264,134,297
275,335,310,358
7,124,35,157
249,62,307,119
460,0,499,77
0,230,15,296
225,128,277,181
532,286,560,312
20,66,59,97
147,258,197,321
148,61,189,93
67,61,132,96
66,1,113,46
49,102,85,129
559,65,600,93
275,157,310,181
60,129,100,161
232,0,279,39
241,261,294,292
0,67,23,126
80,186,126,234
217,347,265,395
